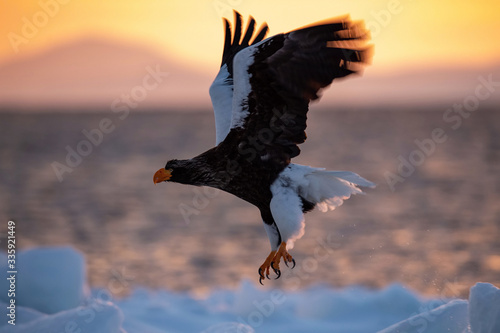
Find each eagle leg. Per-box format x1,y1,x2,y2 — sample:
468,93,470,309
270,242,294,274
258,242,295,285
258,250,276,285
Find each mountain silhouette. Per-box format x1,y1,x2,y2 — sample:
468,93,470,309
0,36,213,110
0,36,498,110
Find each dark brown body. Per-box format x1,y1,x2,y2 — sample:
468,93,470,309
168,128,289,224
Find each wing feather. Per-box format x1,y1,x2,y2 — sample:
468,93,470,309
240,16,256,46
232,12,243,47
252,23,269,44
210,12,269,145
223,16,373,165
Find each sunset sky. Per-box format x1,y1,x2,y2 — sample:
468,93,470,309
1,0,499,109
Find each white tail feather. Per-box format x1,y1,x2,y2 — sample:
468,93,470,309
299,168,375,213
270,164,375,247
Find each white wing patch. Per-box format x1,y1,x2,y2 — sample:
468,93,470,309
230,44,257,129
209,42,260,143
209,64,234,145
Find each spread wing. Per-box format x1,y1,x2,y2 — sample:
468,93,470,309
209,12,269,145
222,15,372,167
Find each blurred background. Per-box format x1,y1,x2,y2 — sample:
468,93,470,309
0,0,499,298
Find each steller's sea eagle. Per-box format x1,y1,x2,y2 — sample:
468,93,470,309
154,11,375,284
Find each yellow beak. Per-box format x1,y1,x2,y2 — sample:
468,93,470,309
153,168,172,184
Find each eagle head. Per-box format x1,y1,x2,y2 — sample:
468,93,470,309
153,159,197,185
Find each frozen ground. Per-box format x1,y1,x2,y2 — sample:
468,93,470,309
1,247,499,333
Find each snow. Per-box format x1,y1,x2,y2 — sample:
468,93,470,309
0,247,88,314
0,301,124,333
1,247,499,333
378,300,469,333
469,283,500,333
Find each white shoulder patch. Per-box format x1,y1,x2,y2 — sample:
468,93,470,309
230,45,256,129
209,64,233,145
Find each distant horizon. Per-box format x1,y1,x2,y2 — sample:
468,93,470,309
1,34,499,111
1,1,499,111
1,102,499,114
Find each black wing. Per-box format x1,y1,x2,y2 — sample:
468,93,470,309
220,11,269,79
225,15,372,167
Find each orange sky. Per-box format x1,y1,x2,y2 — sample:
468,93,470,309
0,0,499,109
1,0,499,73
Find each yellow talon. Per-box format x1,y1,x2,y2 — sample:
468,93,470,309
258,242,295,284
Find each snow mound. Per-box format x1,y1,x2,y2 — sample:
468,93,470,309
1,247,499,333
0,247,89,314
469,283,500,333
379,299,469,333
0,300,124,333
